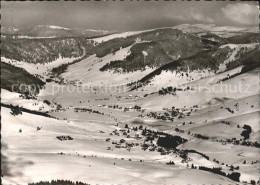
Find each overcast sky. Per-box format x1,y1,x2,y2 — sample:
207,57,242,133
1,1,259,31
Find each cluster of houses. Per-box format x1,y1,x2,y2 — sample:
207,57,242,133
74,107,104,115
107,104,145,113
106,124,190,156
219,138,260,148
147,105,198,121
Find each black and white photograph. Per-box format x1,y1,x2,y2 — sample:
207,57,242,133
1,1,259,184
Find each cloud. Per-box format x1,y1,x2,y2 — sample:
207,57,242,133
174,8,214,23
221,3,259,25
2,1,258,31
190,9,214,23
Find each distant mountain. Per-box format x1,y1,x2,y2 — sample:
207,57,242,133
1,26,20,35
97,28,258,73
173,24,259,34
1,25,113,38
2,24,258,69
1,37,95,64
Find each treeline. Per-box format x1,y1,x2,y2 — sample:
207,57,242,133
95,37,135,58
159,86,177,95
184,149,209,160
198,166,240,182
157,134,187,149
1,62,45,95
227,32,259,44
28,179,89,185
56,136,73,141
194,133,209,140
240,124,252,140
1,103,53,118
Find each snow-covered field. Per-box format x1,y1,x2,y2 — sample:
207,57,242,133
1,105,239,185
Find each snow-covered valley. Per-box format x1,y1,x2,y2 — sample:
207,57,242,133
1,23,259,185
